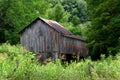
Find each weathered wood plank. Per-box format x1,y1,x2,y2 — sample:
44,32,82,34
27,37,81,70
20,19,88,62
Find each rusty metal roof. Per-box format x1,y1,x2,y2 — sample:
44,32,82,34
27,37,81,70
40,18,85,41
41,18,73,35
19,17,85,41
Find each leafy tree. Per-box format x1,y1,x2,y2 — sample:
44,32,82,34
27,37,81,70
0,0,50,44
61,0,88,23
47,3,70,23
71,15,80,26
86,0,120,60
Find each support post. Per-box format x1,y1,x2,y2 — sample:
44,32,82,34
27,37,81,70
52,52,58,63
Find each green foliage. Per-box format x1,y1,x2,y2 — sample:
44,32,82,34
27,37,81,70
71,15,80,26
0,0,50,44
47,3,70,23
0,43,120,80
61,0,88,23
86,0,120,59
61,22,82,36
69,26,81,36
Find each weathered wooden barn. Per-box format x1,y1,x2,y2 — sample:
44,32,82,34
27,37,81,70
19,17,88,62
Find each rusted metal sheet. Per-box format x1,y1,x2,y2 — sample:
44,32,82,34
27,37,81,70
41,18,72,35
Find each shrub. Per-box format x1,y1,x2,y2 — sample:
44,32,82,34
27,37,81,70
0,43,120,80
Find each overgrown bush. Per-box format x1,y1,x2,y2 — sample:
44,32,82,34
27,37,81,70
0,43,120,80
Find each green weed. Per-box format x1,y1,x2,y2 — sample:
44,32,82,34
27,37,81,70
0,43,120,80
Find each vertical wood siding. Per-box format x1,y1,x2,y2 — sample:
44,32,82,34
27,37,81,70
20,19,88,60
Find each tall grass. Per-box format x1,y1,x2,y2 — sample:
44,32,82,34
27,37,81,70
0,43,120,80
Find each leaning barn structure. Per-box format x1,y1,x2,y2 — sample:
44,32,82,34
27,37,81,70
19,17,88,62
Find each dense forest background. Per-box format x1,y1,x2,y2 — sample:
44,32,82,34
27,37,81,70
0,0,120,60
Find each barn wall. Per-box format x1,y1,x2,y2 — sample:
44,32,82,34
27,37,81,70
20,19,62,54
20,19,88,58
60,36,88,57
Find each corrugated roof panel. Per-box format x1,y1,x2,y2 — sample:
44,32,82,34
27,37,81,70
41,18,73,35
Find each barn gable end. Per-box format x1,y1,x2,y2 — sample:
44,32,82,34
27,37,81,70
20,18,61,53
